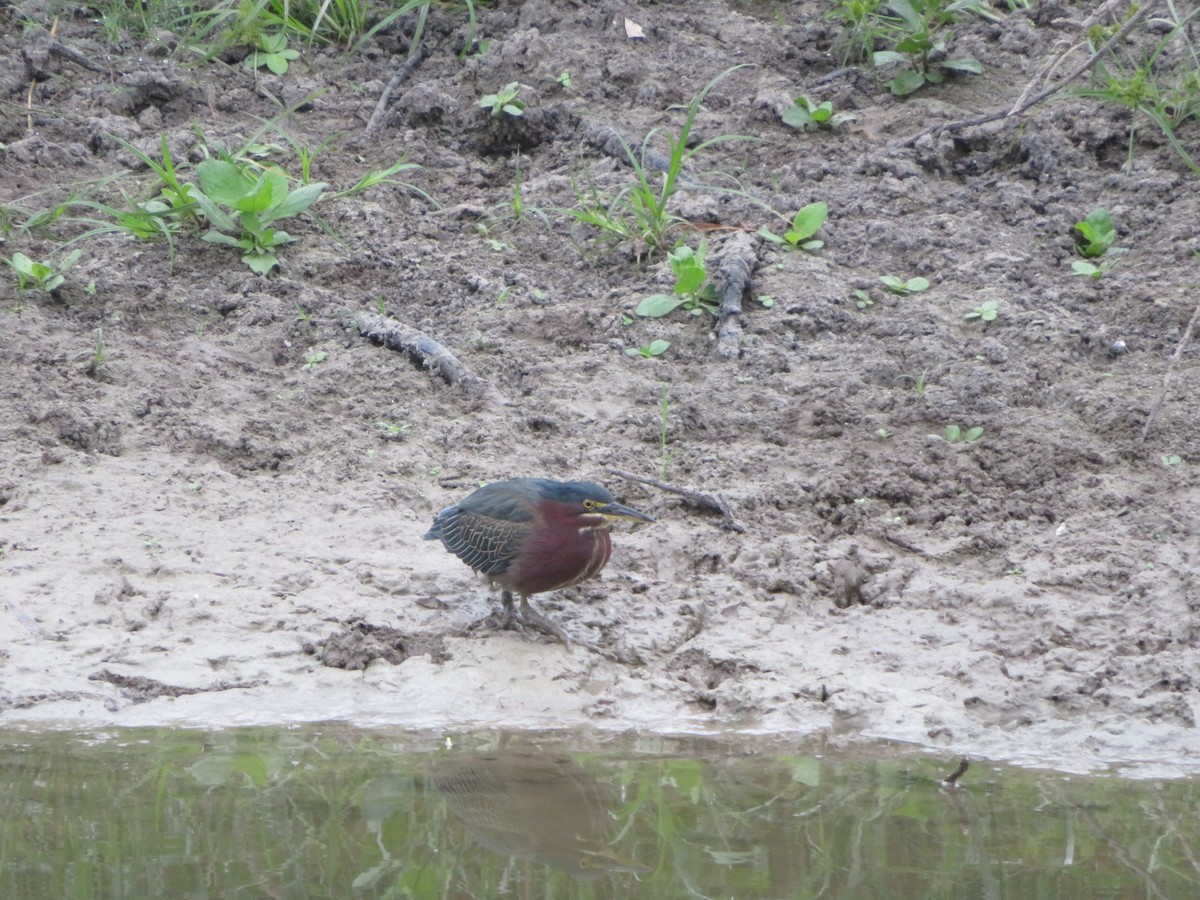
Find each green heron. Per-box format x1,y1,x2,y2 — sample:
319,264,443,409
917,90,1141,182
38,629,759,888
423,478,654,643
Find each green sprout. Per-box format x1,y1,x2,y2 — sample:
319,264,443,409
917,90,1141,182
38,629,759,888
965,299,998,322
191,159,327,275
636,241,719,318
301,350,328,370
1074,207,1120,258
244,33,300,75
758,202,827,251
782,95,836,130
880,274,930,295
936,424,983,443
478,82,525,117
5,249,81,294
627,339,671,359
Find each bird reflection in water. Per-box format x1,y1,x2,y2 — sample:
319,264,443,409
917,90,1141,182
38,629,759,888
433,752,650,882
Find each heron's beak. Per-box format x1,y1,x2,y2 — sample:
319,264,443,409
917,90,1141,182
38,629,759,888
602,501,655,524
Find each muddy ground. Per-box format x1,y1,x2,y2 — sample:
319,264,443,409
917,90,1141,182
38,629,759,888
2,1,1198,777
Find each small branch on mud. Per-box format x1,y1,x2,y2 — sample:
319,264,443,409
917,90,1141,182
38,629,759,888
89,669,260,703
1139,298,1200,444
941,757,970,788
358,312,504,403
900,1,1149,146
606,468,746,532
364,48,425,138
712,232,760,361
581,119,675,173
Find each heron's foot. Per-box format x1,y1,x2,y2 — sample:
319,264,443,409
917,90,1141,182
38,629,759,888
517,598,573,648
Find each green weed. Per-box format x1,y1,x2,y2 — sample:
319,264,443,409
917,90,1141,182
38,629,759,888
880,274,930,295
781,96,837,131
478,82,525,117
565,65,757,254
191,159,327,274
5,248,81,294
1074,207,1119,258
872,0,985,96
244,32,299,74
936,423,983,443
965,299,998,322
636,241,719,318
627,339,671,359
758,202,827,251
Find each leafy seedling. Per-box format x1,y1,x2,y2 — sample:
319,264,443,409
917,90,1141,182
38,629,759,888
245,33,300,75
853,289,874,309
872,0,985,96
757,295,775,308
1072,259,1118,279
556,71,572,88
301,350,328,370
965,299,998,321
936,424,983,443
478,82,525,117
1073,207,1119,258
192,159,327,275
627,339,671,359
782,96,835,131
1161,454,1182,467
880,274,930,295
5,249,81,293
758,202,828,251
636,241,719,318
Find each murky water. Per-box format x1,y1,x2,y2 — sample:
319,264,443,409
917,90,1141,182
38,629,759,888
1,727,1197,899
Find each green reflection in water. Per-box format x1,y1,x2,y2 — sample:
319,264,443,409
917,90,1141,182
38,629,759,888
1,727,1197,899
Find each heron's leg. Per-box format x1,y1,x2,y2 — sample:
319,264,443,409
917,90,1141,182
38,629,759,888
498,590,517,628
517,596,573,647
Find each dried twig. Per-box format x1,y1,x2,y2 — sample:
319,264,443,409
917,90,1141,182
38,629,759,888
901,1,1150,147
365,48,425,138
712,232,759,361
1140,298,1200,443
606,468,745,532
358,312,502,402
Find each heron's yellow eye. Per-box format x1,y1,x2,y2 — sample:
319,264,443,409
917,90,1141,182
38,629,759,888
583,499,598,510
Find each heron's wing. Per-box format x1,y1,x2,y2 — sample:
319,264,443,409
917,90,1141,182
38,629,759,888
435,508,531,577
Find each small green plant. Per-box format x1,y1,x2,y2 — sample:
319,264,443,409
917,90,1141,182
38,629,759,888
244,33,300,75
564,65,757,254
1161,454,1183,467
936,423,983,443
1074,207,1119,258
478,82,525,117
556,71,572,88
1072,259,1118,279
880,274,930,295
757,295,775,308
659,384,679,478
5,248,81,294
627,339,671,359
758,202,827,250
853,289,874,309
377,421,409,439
88,328,107,379
782,95,836,131
301,350,328,370
636,241,719,318
965,299,998,322
191,159,327,274
872,0,985,96
827,0,886,65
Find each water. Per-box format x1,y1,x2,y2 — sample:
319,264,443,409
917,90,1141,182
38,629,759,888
1,727,1197,899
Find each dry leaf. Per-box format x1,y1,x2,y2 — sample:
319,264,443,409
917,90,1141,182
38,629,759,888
624,18,645,40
